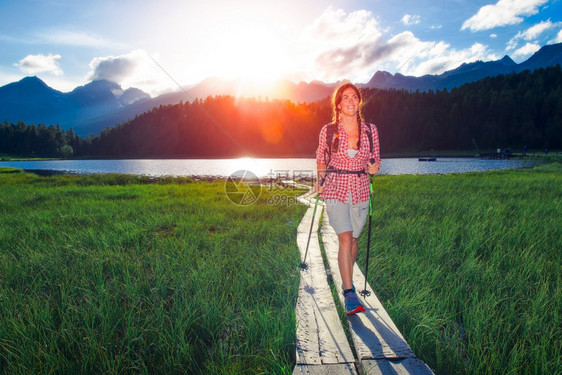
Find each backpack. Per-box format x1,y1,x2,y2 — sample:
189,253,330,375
324,122,374,167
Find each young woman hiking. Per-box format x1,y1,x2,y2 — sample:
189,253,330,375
314,82,381,315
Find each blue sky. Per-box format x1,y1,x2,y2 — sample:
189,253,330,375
0,0,560,95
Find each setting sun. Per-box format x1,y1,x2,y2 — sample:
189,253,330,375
201,13,292,82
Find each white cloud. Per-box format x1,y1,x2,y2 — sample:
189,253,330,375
382,32,438,73
300,7,382,45
490,33,498,38
86,49,169,96
35,29,124,49
88,51,140,82
430,25,443,30
0,34,20,43
0,29,122,49
512,42,541,57
295,7,384,82
550,29,562,43
521,19,558,39
15,54,63,75
401,14,421,26
406,42,501,76
294,7,501,82
507,19,559,50
461,0,549,32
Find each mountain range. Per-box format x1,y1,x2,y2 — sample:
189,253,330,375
1,43,561,137
365,43,562,91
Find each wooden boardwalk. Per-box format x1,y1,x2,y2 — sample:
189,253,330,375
294,191,433,374
294,191,357,374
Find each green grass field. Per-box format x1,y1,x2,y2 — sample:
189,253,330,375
359,163,561,374
0,154,61,161
0,169,306,374
1,164,560,374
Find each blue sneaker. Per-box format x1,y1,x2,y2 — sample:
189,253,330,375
342,284,356,293
344,290,365,315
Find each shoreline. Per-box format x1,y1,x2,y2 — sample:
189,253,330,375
1,155,553,180
2,149,560,162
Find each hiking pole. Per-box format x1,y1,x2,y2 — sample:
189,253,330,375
360,160,376,297
300,195,320,270
300,177,325,270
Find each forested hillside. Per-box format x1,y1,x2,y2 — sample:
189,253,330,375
363,65,562,152
2,65,560,158
0,123,81,158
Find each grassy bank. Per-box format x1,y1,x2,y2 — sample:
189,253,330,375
382,150,562,159
0,169,306,374
359,163,561,374
2,164,560,374
0,154,61,161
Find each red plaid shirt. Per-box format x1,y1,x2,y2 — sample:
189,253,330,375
316,121,380,204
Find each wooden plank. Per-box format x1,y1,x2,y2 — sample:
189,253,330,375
297,190,318,205
293,363,357,375
320,213,415,360
361,359,434,375
294,202,356,368
320,214,434,374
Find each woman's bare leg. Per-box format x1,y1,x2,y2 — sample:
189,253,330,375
338,231,357,290
351,237,358,263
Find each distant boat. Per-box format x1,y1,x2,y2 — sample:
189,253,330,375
418,157,437,161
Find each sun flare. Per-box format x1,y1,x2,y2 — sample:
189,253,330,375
200,12,293,82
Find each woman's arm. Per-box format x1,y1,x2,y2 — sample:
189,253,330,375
366,124,381,175
315,125,329,193
315,163,326,193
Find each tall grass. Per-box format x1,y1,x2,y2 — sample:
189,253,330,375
0,169,306,374
358,163,561,374
2,163,559,374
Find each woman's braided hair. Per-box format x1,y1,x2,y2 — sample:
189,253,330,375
331,82,363,154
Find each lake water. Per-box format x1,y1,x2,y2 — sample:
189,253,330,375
0,157,534,178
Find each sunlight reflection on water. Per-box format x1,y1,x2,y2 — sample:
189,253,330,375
0,157,533,178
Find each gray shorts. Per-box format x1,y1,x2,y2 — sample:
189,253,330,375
325,194,370,238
